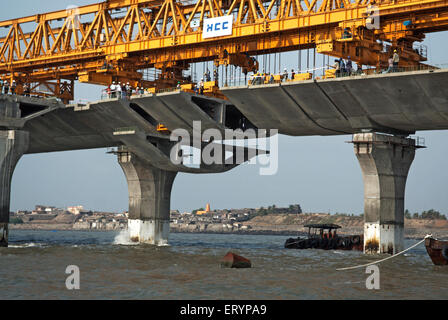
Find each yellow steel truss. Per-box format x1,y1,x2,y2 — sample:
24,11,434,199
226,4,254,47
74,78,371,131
0,0,447,100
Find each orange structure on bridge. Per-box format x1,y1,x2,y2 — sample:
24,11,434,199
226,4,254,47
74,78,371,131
0,0,447,101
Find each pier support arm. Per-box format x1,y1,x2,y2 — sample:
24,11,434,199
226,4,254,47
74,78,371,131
117,151,177,246
0,130,29,247
353,133,417,255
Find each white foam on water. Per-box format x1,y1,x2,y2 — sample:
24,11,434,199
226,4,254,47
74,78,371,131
9,243,45,248
113,229,138,246
113,229,171,247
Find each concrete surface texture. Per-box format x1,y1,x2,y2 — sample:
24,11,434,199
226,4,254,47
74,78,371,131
118,152,177,245
353,133,416,254
0,130,29,247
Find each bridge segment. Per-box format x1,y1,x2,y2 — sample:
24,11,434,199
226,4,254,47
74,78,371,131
1,69,447,251
222,69,448,254
0,91,260,246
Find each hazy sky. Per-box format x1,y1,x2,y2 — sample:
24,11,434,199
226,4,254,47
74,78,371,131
4,1,448,215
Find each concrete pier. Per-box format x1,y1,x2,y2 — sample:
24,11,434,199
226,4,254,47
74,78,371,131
0,130,29,247
353,133,417,254
118,150,177,246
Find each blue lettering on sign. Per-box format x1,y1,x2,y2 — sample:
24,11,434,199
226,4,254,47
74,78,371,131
206,22,230,33
203,16,233,38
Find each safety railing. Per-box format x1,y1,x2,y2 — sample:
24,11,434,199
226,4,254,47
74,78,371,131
351,133,426,148
241,63,444,88
100,89,150,100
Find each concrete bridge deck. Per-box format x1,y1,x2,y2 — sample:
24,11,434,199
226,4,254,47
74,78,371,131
222,69,448,136
1,68,446,251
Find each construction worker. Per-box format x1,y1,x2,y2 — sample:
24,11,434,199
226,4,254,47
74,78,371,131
291,69,295,81
110,81,117,98
23,83,30,97
117,83,122,98
198,78,204,95
393,50,400,72
3,81,9,95
346,57,353,76
106,85,111,99
0,79,3,95
213,69,219,82
333,59,341,77
339,58,346,76
283,68,288,81
11,80,17,95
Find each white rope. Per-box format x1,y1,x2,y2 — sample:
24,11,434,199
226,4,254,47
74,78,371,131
336,234,432,271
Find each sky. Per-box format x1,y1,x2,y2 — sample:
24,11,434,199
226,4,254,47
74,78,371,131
4,1,448,215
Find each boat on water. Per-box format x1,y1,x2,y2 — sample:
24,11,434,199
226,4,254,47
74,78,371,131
285,224,363,251
425,237,448,266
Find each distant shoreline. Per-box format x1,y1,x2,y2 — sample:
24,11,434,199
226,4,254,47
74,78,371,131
9,224,441,240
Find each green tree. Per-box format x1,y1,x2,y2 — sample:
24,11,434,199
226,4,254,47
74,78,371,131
421,209,446,220
405,209,411,219
10,217,23,224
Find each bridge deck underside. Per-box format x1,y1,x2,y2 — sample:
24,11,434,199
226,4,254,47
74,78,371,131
23,92,226,154
17,69,448,157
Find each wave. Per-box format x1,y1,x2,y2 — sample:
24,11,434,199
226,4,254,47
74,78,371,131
8,242,46,248
113,229,138,246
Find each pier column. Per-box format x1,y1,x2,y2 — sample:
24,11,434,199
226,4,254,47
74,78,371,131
118,151,177,246
353,133,417,255
0,130,29,247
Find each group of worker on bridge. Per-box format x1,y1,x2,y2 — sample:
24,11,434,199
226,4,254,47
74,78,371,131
0,80,20,96
106,81,146,99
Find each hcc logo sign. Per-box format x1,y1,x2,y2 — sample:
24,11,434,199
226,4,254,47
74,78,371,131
203,15,233,39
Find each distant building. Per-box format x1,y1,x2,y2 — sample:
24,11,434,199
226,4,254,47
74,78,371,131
34,205,57,214
196,203,212,216
67,206,84,215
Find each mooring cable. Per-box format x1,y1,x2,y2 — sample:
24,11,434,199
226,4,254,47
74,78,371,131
336,235,433,271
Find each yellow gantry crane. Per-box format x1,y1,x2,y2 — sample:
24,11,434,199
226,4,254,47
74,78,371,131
1,0,448,101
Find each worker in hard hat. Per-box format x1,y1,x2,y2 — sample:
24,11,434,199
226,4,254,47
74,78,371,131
11,80,17,95
110,81,116,98
198,78,204,95
283,68,288,81
3,80,9,95
392,49,400,72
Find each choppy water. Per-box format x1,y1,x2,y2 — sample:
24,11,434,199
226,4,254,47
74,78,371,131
0,230,447,300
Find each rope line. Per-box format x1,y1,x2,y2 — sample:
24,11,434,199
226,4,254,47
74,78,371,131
336,235,432,271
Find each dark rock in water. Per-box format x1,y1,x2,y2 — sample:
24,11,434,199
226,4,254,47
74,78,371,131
221,252,252,268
